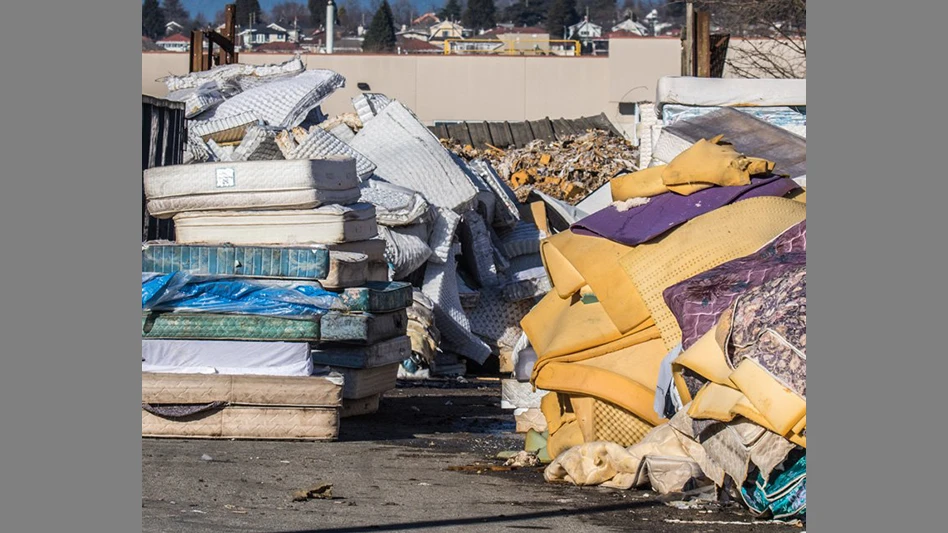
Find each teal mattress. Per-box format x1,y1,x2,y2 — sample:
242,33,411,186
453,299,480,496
338,282,413,313
142,311,321,341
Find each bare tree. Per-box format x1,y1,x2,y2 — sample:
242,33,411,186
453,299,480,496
699,0,806,78
271,1,309,25
392,0,414,26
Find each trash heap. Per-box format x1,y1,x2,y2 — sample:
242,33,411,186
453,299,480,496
508,94,807,523
442,130,639,205
144,58,554,412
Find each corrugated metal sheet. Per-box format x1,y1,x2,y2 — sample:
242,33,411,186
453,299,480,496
143,95,186,242
430,113,623,149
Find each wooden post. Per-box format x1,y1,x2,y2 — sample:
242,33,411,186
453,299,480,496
224,4,238,64
190,30,205,73
682,1,695,76
696,10,711,77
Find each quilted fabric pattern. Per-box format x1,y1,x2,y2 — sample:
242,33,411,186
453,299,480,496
142,406,339,440
190,112,259,143
458,211,501,287
348,101,477,213
312,335,412,369
320,310,408,344
359,180,431,227
352,93,392,124
467,159,520,230
161,57,305,92
377,225,432,280
427,208,461,265
331,363,400,399
338,282,414,314
141,312,321,341
141,243,331,280
276,126,376,180
468,287,533,352
321,251,368,289
593,400,654,447
141,372,343,406
497,222,543,259
144,158,361,218
192,70,345,130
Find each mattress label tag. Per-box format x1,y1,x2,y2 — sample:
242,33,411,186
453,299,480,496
216,168,236,188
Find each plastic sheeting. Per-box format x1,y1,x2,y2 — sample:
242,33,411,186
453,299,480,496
142,272,342,318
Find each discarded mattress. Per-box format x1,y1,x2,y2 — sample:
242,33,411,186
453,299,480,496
276,126,377,180
192,69,346,129
501,254,551,302
189,112,260,144
141,243,331,281
320,310,408,345
497,222,543,258
326,238,387,263
467,159,520,229
338,281,413,314
160,57,306,92
655,108,806,177
458,211,500,287
204,124,284,162
342,394,381,418
661,105,807,138
655,76,806,113
352,93,392,124
348,101,478,213
141,371,341,440
141,312,320,342
142,339,314,376
501,379,549,410
311,335,412,369
468,287,534,352
359,179,431,227
322,251,368,289
330,363,400,399
144,158,361,219
377,224,433,279
173,203,378,245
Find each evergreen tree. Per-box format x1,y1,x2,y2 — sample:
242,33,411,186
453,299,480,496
363,1,397,52
546,0,579,37
582,0,617,26
162,0,190,26
236,0,264,26
504,0,548,27
190,13,210,31
439,0,463,22
309,0,326,28
142,0,166,39
463,0,496,31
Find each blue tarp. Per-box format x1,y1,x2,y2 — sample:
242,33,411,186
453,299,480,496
142,272,342,318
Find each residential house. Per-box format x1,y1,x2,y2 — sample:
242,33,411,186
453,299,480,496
611,17,649,36
396,35,443,54
155,33,191,52
238,23,292,50
397,25,431,42
165,20,185,35
481,26,551,54
568,18,602,41
428,21,465,42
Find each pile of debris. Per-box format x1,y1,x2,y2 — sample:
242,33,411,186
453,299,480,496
143,57,561,419
442,130,638,205
502,78,807,524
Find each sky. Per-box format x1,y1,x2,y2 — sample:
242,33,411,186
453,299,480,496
178,0,449,20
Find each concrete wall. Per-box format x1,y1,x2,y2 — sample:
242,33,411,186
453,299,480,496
142,38,804,128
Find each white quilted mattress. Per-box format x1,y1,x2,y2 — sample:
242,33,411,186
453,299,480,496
276,126,377,180
497,222,543,259
348,101,477,213
359,179,431,227
144,158,361,219
173,203,378,245
141,339,314,376
192,69,345,129
501,379,549,409
326,238,388,263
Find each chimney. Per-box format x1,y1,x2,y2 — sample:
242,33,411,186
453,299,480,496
326,1,336,54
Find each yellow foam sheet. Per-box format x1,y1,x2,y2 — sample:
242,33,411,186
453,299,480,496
611,165,669,201
662,135,775,195
540,230,652,333
619,197,807,351
534,338,668,427
522,289,660,375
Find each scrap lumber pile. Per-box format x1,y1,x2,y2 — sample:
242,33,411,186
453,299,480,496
442,130,638,205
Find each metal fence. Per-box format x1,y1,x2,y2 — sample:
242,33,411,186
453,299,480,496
142,95,186,242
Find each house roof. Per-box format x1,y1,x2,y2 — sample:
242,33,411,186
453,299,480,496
396,36,442,51
413,13,440,25
482,26,548,37
603,30,648,39
240,24,288,35
157,33,190,43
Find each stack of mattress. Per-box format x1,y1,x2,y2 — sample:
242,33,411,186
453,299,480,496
500,379,549,433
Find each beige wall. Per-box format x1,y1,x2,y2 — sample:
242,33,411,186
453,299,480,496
142,38,804,127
